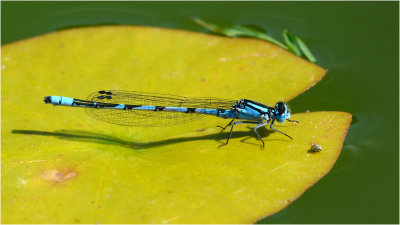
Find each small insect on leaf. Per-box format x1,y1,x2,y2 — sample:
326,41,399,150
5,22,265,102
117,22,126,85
310,143,322,153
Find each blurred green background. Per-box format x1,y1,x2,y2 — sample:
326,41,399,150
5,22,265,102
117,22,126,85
2,1,398,223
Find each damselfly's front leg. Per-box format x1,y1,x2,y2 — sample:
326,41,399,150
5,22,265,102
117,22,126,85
270,119,293,140
219,121,259,148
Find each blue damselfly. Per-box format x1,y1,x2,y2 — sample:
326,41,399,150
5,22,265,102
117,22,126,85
44,90,298,147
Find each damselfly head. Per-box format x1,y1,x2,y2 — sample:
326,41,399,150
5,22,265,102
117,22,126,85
274,102,291,122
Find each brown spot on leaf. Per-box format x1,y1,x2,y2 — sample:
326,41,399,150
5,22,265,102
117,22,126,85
42,168,77,183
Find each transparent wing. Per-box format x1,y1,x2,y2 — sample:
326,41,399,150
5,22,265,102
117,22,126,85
85,90,237,127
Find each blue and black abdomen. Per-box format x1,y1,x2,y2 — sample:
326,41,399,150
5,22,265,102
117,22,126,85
44,90,238,127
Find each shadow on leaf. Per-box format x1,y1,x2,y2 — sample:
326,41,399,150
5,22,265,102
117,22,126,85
11,127,278,149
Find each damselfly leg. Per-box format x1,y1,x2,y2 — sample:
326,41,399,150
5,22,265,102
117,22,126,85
270,119,293,140
219,121,259,148
217,119,235,131
253,121,270,148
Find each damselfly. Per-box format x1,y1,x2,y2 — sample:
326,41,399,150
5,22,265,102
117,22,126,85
44,90,298,147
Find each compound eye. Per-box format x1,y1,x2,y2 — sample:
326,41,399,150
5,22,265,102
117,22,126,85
276,102,286,115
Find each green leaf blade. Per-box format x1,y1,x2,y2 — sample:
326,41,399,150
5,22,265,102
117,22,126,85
283,30,302,56
295,35,317,63
193,18,287,50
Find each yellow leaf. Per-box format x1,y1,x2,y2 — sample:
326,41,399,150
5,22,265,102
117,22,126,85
1,26,351,223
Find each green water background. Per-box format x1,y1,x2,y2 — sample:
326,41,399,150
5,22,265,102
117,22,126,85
2,2,399,223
